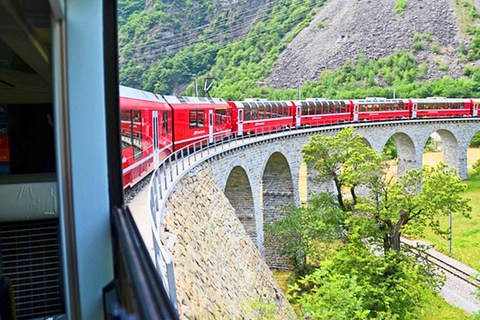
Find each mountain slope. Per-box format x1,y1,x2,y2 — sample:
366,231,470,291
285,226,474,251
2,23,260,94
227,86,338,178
266,0,463,88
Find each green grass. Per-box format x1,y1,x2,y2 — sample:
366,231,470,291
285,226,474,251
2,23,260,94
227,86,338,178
416,172,480,270
272,271,472,319
418,289,473,320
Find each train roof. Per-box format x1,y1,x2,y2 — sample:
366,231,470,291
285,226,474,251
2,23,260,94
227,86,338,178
163,95,227,105
119,85,166,103
410,97,471,103
351,98,410,104
294,99,351,104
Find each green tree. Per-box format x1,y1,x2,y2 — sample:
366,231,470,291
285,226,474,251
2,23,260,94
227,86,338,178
265,193,345,277
301,128,471,252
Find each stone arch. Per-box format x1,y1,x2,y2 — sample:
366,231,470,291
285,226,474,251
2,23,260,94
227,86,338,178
424,129,461,175
358,136,372,149
385,132,417,176
224,166,259,247
261,152,294,269
467,129,480,174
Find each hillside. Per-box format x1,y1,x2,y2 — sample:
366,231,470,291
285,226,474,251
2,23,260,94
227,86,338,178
266,0,464,88
118,0,270,93
118,0,480,99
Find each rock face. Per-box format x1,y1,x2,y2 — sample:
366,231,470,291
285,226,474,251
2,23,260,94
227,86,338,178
266,0,463,88
164,164,295,320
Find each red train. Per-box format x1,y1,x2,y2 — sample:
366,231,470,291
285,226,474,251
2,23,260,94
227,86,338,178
120,86,480,187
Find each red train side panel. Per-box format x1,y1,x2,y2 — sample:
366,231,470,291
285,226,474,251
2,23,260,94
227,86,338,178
120,86,173,188
164,96,232,150
293,99,352,126
410,98,472,118
227,100,295,135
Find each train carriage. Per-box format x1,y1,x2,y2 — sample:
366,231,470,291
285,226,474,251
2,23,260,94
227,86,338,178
227,100,295,135
352,98,411,121
411,97,473,118
164,96,232,150
120,86,173,187
293,98,353,126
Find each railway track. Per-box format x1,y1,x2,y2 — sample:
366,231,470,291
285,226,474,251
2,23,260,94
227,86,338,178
401,240,480,288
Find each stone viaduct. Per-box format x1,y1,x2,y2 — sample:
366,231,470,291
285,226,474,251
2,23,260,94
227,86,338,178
204,119,480,266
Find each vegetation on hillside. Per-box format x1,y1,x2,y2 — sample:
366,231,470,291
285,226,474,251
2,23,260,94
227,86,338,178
119,0,327,94
266,128,473,319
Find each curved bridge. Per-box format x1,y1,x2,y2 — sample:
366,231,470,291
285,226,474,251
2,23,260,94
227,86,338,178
139,118,480,309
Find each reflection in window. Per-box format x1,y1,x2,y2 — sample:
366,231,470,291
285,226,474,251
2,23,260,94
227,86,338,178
189,110,205,128
215,109,227,124
121,110,132,150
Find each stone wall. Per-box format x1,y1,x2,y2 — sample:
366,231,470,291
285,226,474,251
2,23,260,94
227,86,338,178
164,164,295,320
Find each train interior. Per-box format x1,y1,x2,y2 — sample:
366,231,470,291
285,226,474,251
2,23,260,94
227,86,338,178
0,1,64,319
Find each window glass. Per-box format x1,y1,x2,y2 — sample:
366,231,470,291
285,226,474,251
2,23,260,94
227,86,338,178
132,110,142,160
162,110,169,134
121,110,132,150
301,102,308,115
215,109,227,124
265,103,271,118
340,101,346,113
197,110,205,127
306,101,314,115
258,102,265,119
251,103,258,120
189,110,205,128
244,103,251,121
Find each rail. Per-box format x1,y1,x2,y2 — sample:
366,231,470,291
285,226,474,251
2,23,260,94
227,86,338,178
401,240,480,288
146,117,480,311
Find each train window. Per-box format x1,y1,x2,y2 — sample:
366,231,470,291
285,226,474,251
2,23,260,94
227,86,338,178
197,110,205,127
162,110,169,134
121,110,132,150
244,103,251,121
215,109,227,124
259,103,266,119
301,102,308,115
133,111,143,160
282,102,288,116
265,103,271,118
189,110,205,128
334,101,340,113
250,103,257,120
308,101,315,115
270,102,277,118
340,101,346,113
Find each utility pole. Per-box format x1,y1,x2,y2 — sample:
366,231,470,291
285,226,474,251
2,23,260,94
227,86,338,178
449,202,452,254
298,85,301,100
393,88,396,99
194,77,199,97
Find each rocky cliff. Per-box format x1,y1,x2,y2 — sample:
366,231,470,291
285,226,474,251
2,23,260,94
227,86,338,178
266,0,470,88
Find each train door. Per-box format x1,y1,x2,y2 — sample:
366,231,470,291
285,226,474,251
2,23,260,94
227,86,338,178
238,109,244,135
208,109,214,143
353,104,359,122
296,105,301,127
474,103,479,117
152,111,159,167
412,103,418,118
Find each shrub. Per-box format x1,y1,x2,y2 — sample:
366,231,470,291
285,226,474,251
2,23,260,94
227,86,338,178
395,0,407,13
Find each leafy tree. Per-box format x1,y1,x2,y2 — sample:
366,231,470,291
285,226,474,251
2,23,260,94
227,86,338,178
288,240,441,320
265,193,345,277
301,128,471,252
301,128,381,211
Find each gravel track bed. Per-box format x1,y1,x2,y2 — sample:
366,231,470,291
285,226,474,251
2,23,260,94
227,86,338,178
124,172,153,205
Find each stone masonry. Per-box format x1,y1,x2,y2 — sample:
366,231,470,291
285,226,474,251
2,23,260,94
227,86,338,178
164,165,295,319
